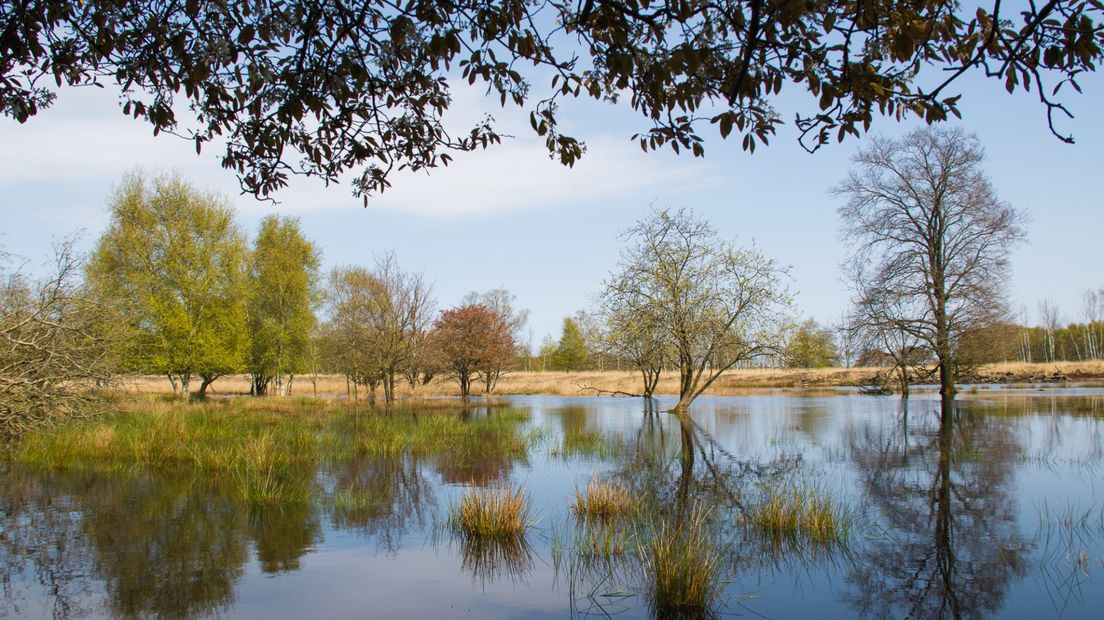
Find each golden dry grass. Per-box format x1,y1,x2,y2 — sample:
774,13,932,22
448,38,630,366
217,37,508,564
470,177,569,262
115,360,1104,399
450,485,531,540
573,477,635,519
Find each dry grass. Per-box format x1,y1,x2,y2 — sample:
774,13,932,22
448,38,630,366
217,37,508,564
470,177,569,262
449,485,532,540
113,360,1104,400
573,477,634,519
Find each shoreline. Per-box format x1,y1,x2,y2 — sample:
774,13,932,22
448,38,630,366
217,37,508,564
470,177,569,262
115,360,1104,399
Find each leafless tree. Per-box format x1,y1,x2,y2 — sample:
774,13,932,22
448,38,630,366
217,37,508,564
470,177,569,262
603,208,790,411
597,296,670,398
849,275,930,397
837,127,1026,413
1,241,118,438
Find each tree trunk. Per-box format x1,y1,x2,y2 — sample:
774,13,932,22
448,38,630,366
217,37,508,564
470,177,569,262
197,374,216,398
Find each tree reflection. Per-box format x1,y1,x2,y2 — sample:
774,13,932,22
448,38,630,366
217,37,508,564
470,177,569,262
845,398,1028,618
0,466,332,619
323,454,434,554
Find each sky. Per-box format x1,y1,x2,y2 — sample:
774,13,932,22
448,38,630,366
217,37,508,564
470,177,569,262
2,63,1102,348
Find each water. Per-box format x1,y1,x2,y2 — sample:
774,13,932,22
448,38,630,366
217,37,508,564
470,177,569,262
3,388,1103,618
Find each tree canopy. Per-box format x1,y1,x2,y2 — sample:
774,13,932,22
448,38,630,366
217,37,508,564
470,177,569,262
3,1,1100,201
603,207,790,410
246,215,321,396
430,303,515,397
87,173,249,397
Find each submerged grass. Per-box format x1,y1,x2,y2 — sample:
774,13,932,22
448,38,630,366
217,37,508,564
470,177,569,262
749,485,854,545
449,485,532,540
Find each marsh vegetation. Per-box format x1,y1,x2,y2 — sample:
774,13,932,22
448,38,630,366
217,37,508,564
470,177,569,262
3,390,1104,618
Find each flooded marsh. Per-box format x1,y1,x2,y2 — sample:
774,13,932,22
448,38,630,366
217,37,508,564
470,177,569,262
2,389,1104,618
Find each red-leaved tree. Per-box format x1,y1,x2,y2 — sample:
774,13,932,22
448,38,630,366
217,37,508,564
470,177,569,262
430,304,515,398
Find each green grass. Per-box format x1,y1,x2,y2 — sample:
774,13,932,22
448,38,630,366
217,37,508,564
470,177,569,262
449,485,532,540
749,485,854,545
7,395,536,507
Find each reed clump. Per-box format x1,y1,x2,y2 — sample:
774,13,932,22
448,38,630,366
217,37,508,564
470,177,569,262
573,477,634,519
750,486,853,544
449,485,532,540
645,507,723,617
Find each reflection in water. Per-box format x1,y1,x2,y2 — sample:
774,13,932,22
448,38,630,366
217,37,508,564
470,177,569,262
323,454,434,554
457,536,535,586
1,468,252,619
3,394,1104,618
845,399,1028,619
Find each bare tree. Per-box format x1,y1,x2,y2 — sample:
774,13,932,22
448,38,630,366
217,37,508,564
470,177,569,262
362,254,435,402
849,277,930,398
597,298,670,399
1,242,117,438
837,127,1026,412
603,208,790,411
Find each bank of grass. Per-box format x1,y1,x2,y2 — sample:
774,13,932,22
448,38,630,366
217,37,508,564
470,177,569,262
449,485,532,540
8,395,536,506
118,360,1104,400
749,486,855,545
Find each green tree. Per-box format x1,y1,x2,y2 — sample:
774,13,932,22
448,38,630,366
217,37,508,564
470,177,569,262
783,320,839,368
246,216,321,396
551,317,590,371
88,173,249,397
5,2,1099,201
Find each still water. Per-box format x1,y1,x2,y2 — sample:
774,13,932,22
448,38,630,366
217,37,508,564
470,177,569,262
3,389,1103,618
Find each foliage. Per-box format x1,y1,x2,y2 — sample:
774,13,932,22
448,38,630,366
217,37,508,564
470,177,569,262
837,127,1027,402
321,256,434,402
246,216,321,396
430,303,515,397
550,317,590,371
603,207,790,410
87,173,249,397
0,241,117,438
4,2,1100,201
783,319,839,368
461,288,528,392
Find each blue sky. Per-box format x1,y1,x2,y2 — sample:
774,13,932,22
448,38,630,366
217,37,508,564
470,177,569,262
2,67,1102,347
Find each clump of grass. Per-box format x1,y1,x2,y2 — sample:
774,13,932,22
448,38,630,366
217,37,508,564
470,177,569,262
750,486,853,544
645,507,723,617
573,477,634,519
449,485,532,540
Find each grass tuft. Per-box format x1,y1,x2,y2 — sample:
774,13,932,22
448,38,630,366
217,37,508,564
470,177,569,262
573,476,634,520
449,485,531,540
750,485,853,544
645,507,723,617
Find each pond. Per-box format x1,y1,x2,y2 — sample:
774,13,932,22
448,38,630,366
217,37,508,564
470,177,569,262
2,388,1103,618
